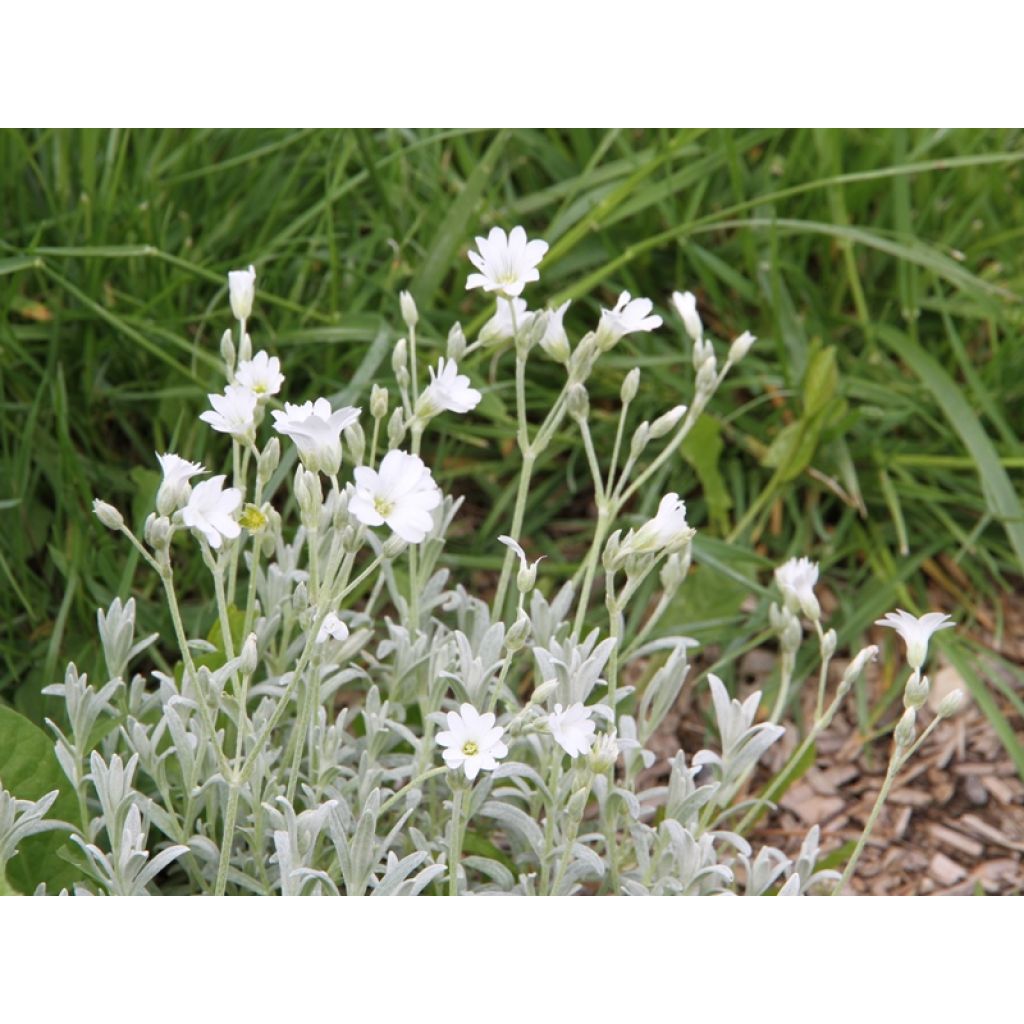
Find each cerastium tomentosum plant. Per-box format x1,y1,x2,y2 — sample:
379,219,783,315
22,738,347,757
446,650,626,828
8,226,964,896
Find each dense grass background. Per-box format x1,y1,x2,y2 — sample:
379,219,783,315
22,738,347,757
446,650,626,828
2,128,1022,766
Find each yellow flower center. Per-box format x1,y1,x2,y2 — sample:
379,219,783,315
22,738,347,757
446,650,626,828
374,496,394,518
461,740,479,757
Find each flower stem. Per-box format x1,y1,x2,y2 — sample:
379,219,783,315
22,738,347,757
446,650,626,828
214,780,241,896
447,786,467,897
492,451,536,619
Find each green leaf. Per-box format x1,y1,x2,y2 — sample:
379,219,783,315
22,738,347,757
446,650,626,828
802,346,838,417
0,704,83,894
680,416,732,531
762,420,817,481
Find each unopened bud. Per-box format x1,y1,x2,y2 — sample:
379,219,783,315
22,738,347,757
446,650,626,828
391,337,408,376
568,333,599,383
382,533,408,560
660,551,688,591
841,645,878,692
370,384,389,421
904,673,930,710
331,492,350,530
567,383,589,422
238,331,252,363
399,290,418,330
93,499,124,531
602,530,623,573
341,525,362,554
387,408,406,449
220,329,236,376
447,322,467,362
292,581,308,611
692,337,714,371
620,368,641,405
344,420,365,466
894,707,916,749
695,355,718,396
228,265,256,322
937,689,965,719
565,787,589,819
728,330,756,364
505,612,532,652
781,612,803,654
294,467,321,530
530,679,560,705
649,404,687,439
820,628,838,660
257,437,280,485
240,632,259,675
629,422,650,459
145,514,172,550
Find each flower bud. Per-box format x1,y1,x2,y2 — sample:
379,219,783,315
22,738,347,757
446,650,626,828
672,290,702,342
649,404,687,439
93,499,124,531
331,492,350,530
692,337,715,371
565,786,589,819
660,550,689,591
342,525,363,554
567,383,589,422
602,530,623,573
780,610,803,654
382,533,408,560
695,354,718,396
568,333,599,383
387,408,406,449
530,678,560,705
257,437,280,486
370,384,389,421
629,422,650,459
220,329,236,376
620,368,641,405
937,689,965,719
239,632,259,676
293,580,308,611
894,707,916,749
228,265,256,322
144,513,172,550
447,322,467,363
399,290,418,330
391,337,408,376
344,420,365,466
728,330,756,364
820,628,838,660
238,331,252,363
294,467,321,530
904,672,930,711
505,612,532,652
841,645,878,692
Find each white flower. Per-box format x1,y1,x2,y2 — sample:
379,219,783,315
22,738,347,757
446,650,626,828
271,398,360,476
588,731,620,773
235,350,284,398
775,557,820,620
416,358,482,417
199,384,258,440
538,300,571,362
671,290,703,342
156,452,205,515
621,493,692,556
728,330,756,363
875,609,955,671
466,225,548,297
436,703,508,781
228,265,256,321
349,449,442,544
547,703,596,758
181,475,242,549
479,297,530,345
598,291,663,349
316,612,350,645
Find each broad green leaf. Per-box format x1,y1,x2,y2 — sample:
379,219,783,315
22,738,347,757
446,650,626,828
680,416,732,531
0,705,83,894
802,346,838,417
